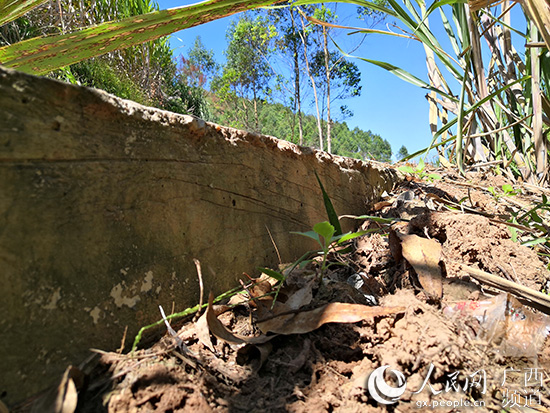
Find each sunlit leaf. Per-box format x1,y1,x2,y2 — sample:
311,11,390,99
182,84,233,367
521,237,548,247
355,57,458,102
0,0,48,26
291,230,322,245
314,171,342,236
336,230,368,244
313,221,335,242
257,302,405,334
0,0,278,74
258,267,285,282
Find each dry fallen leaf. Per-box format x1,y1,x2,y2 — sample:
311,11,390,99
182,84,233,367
30,366,83,413
196,311,215,353
398,233,443,299
374,200,393,211
204,292,275,346
257,303,406,335
236,342,273,372
283,280,315,310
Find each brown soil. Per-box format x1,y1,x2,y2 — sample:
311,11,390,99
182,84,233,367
12,168,550,412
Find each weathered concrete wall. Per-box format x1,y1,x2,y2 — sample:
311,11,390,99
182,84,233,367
0,65,398,403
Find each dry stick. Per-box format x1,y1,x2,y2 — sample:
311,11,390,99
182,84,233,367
455,261,550,311
265,225,282,265
193,258,204,321
159,305,195,356
425,192,535,232
117,326,128,354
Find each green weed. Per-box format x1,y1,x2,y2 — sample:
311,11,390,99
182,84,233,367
487,184,519,201
397,159,441,182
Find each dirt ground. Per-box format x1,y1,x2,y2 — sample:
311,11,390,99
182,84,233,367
12,167,550,412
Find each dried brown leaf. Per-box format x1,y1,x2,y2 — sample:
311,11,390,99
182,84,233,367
205,292,274,345
283,281,314,310
398,233,443,299
374,200,393,211
388,228,403,262
31,366,83,413
236,342,273,372
196,311,215,353
257,303,405,335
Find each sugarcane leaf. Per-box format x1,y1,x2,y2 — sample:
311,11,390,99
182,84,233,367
0,0,48,26
358,57,459,102
0,0,278,74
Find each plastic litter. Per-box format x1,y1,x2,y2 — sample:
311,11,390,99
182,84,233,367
443,293,550,357
346,273,378,306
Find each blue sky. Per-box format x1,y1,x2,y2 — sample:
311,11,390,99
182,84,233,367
156,1,525,160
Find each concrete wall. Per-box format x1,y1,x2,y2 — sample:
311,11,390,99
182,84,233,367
0,66,398,403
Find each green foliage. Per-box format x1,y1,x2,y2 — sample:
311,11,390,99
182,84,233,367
311,0,550,183
331,125,392,162
292,221,366,282
0,0,179,110
315,170,343,236
60,59,151,105
131,284,244,351
487,184,519,201
0,0,278,74
397,158,441,182
502,192,550,255
209,96,392,162
184,36,218,87
310,50,362,118
211,13,278,132
0,16,40,46
396,145,409,161
164,77,210,119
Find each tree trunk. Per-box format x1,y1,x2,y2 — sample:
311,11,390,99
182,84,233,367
253,88,260,132
290,9,304,146
323,26,332,154
298,11,323,151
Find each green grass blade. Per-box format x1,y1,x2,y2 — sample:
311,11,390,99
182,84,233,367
521,238,548,247
314,171,343,236
403,75,531,160
439,7,461,57
292,0,398,18
358,57,459,102
131,285,243,352
456,50,471,175
0,0,278,74
424,0,467,19
258,267,285,282
0,0,48,26
291,230,322,244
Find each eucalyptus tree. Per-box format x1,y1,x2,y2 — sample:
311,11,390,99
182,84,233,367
185,36,218,88
310,50,362,123
396,145,410,161
268,5,309,145
211,13,278,132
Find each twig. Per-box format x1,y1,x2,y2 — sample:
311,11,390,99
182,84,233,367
159,305,195,356
193,258,204,321
117,325,128,354
265,225,282,265
455,262,550,312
